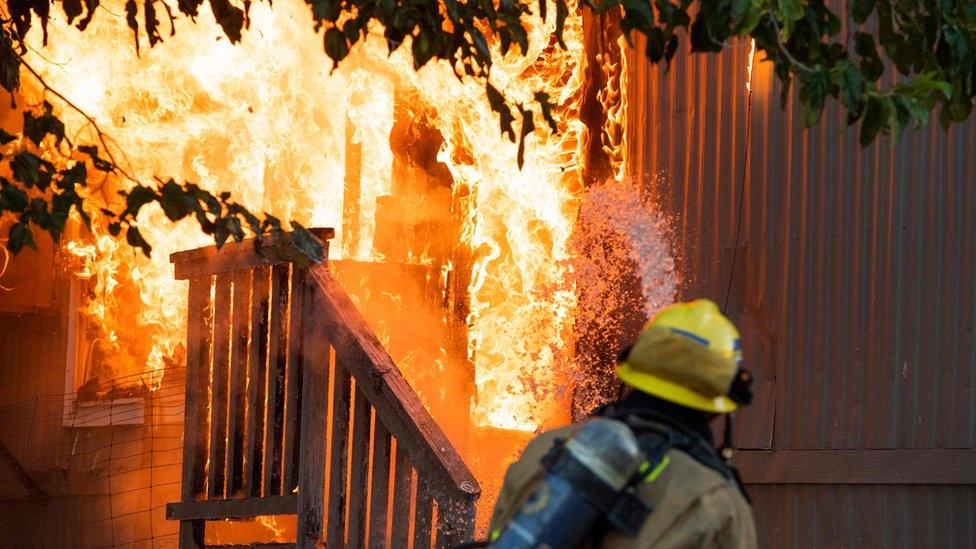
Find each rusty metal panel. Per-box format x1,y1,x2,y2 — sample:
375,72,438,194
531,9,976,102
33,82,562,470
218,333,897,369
628,36,976,451
626,29,976,544
751,484,976,548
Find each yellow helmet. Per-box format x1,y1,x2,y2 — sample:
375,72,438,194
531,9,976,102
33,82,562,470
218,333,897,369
616,299,751,413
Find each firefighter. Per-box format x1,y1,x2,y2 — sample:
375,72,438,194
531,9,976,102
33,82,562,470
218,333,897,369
487,299,757,548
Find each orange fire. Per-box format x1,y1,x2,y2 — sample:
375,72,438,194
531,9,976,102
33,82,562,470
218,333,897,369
24,1,586,430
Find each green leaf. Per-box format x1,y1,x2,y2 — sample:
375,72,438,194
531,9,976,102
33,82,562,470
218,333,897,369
854,32,884,81
798,66,830,126
776,0,804,40
0,30,21,93
412,31,434,70
470,28,491,64
160,180,193,221
125,185,158,216
11,151,43,188
621,0,654,29
126,225,152,256
859,94,889,145
58,162,87,190
125,0,140,52
534,91,558,132
50,191,78,233
850,0,875,24
145,0,163,47
555,1,568,47
324,27,350,63
63,0,83,23
0,181,29,212
23,102,67,147
0,128,17,145
7,222,36,254
78,145,115,172
308,0,341,22
732,0,762,33
208,0,245,43
645,27,666,62
486,83,516,140
517,108,535,168
288,221,324,262
831,61,864,116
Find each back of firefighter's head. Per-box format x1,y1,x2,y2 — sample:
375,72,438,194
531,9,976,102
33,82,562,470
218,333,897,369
616,299,753,413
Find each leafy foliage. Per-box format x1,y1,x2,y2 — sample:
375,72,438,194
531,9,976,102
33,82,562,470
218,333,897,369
0,0,973,259
0,101,322,260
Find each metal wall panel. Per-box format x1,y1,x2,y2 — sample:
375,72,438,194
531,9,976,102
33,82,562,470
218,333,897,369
626,29,976,545
628,37,976,451
751,484,976,548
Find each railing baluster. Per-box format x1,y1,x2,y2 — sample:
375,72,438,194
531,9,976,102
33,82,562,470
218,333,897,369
368,422,392,549
283,264,305,493
327,361,352,547
297,279,329,549
244,267,270,497
348,385,373,549
179,275,213,548
263,263,289,496
413,478,434,549
225,269,250,496
207,274,232,498
169,229,478,549
390,443,413,548
436,496,476,549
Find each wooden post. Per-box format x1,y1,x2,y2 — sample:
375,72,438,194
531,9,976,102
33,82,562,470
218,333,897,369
296,278,329,549
436,496,477,549
283,264,306,492
413,480,434,549
263,263,290,496
367,423,392,549
326,362,352,547
244,267,270,497
179,276,212,548
390,444,413,547
207,275,232,498
225,269,251,496
347,385,373,549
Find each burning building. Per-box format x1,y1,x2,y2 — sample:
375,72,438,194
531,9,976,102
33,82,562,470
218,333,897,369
0,1,677,545
1,0,974,547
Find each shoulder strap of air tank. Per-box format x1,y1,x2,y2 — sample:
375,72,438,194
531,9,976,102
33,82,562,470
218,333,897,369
595,405,749,498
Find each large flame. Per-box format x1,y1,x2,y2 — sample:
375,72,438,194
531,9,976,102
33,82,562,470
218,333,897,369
24,1,585,430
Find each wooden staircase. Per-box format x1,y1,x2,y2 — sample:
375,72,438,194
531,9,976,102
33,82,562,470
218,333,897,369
166,228,479,548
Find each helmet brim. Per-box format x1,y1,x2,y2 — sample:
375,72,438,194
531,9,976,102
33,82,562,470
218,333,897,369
616,362,738,413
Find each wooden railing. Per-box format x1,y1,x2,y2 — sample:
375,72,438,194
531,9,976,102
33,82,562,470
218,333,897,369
166,229,480,548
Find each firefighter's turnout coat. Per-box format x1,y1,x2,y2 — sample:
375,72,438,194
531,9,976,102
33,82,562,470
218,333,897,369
488,422,757,548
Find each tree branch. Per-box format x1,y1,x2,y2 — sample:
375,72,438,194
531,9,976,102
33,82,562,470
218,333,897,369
15,53,140,184
767,12,817,74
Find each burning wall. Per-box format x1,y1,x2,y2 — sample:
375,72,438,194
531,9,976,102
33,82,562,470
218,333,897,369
24,0,590,432
11,0,683,524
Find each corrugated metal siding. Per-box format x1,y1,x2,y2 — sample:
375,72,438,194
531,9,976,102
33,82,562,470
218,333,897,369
751,484,976,548
627,28,976,545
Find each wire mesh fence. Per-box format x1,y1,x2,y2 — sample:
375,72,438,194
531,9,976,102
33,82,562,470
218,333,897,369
0,369,186,548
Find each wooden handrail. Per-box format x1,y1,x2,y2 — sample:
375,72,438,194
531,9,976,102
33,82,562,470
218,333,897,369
168,227,479,547
170,228,335,280
305,265,481,503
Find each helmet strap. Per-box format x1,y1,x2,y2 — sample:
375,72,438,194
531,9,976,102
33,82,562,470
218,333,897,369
719,413,735,465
